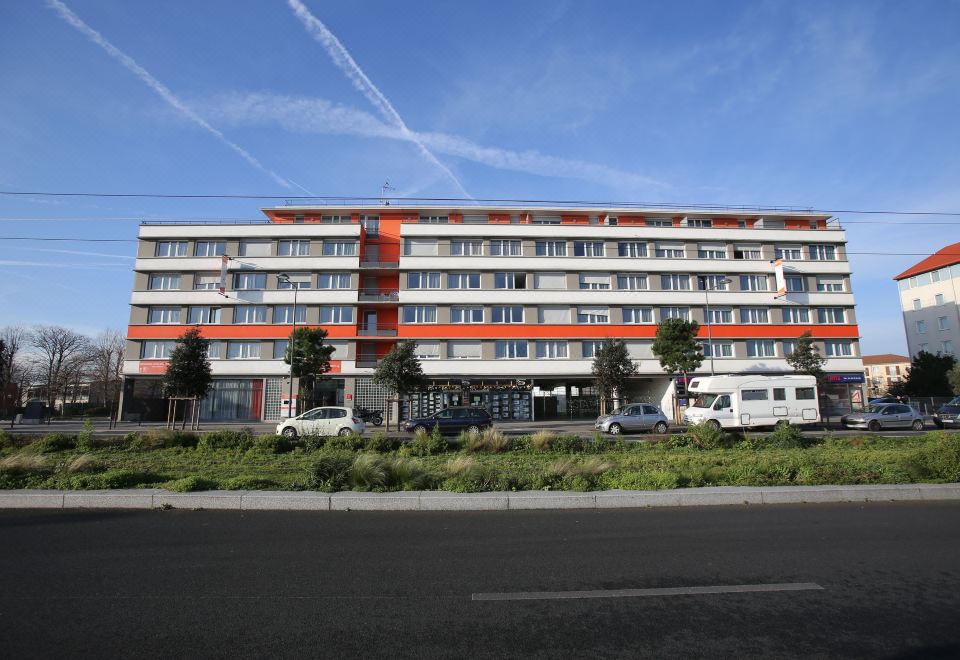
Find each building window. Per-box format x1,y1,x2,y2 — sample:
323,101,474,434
784,307,810,323
935,294,945,306
579,273,610,290
233,272,266,290
276,273,311,289
577,307,609,324
206,341,221,360
401,306,436,324
623,307,654,324
532,216,561,225
317,273,350,289
234,305,267,324
944,340,955,355
618,241,648,257
938,316,949,331
320,306,355,323
492,306,524,323
278,240,310,256
539,306,570,323
534,272,566,289
733,244,762,260
448,341,481,359
155,241,188,257
786,276,806,292
226,341,260,360
825,341,853,357
655,243,684,258
320,215,350,224
661,274,691,290
450,240,483,256
581,340,607,358
451,306,483,323
238,240,271,257
273,340,289,360
774,245,803,260
147,307,181,324
495,340,528,359
688,218,713,228
782,340,797,356
274,305,307,324
617,274,648,290
698,275,729,291
817,278,844,292
408,272,441,289
535,341,568,359
141,340,176,359
194,273,220,290
573,241,605,257
535,240,567,256
703,342,734,358
360,215,379,236
740,275,769,291
809,244,837,261
746,339,776,358
706,308,733,324
916,320,927,334
187,306,221,324
148,273,181,290
419,215,449,224
661,307,690,320
448,272,480,289
414,342,441,359
913,299,922,311
920,343,930,352
817,307,845,324
494,272,527,289
322,241,357,256
697,244,726,259
646,218,672,227
490,239,522,256
740,307,770,324
194,241,225,257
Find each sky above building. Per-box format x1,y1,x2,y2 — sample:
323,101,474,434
1,0,958,354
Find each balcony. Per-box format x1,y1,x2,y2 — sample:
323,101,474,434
359,261,399,270
355,357,383,369
357,325,398,337
358,289,399,303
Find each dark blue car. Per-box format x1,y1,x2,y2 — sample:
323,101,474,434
404,407,493,434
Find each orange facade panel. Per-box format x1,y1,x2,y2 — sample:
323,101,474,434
397,324,860,340
128,325,358,339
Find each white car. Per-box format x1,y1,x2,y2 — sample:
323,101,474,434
276,406,364,439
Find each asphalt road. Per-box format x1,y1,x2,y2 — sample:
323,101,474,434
1,503,958,659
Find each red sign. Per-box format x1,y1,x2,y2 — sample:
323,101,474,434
138,360,168,374
329,360,342,374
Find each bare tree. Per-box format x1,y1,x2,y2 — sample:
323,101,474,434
1,325,30,388
90,329,125,408
30,325,91,412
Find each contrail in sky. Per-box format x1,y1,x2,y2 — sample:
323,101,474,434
46,0,295,191
287,0,473,199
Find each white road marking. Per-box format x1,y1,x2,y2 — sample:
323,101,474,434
472,582,824,601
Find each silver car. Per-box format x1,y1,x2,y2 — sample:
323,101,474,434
841,403,925,432
596,404,670,435
276,406,365,439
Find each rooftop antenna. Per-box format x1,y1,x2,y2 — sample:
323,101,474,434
380,180,394,206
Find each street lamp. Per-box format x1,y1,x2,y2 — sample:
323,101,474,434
701,277,733,376
278,273,298,418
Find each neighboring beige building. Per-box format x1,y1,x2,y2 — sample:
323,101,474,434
894,242,960,358
862,354,910,398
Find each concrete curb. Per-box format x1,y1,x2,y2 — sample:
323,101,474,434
1,483,959,511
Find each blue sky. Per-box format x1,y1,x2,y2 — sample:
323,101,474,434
1,0,958,353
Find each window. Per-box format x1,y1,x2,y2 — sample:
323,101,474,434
916,320,927,334
935,294,945,306
733,244,762,260
494,272,527,289
194,273,220,290
938,316,949,331
226,341,260,360
450,240,482,256
147,307,181,324
809,244,837,261
188,306,221,324
490,240,522,256
539,306,570,323
697,244,726,259
817,307,845,324
451,306,484,323
786,276,806,292
141,340,176,359
796,387,816,400
320,215,350,224
448,341,481,359
317,273,350,289
825,341,853,357
623,307,654,323
448,272,480,289
706,308,733,324
278,240,310,256
402,306,436,324
703,342,733,358
155,241,188,257
234,306,267,324
775,245,802,260
740,275,769,291
148,273,180,290
920,343,930,352
277,273,312,289
579,273,610,290
532,216,561,225
414,341,441,359
360,215,379,236
238,240,271,257
535,240,567,256
746,340,776,358
698,275,729,291
233,272,266,290
534,272,566,289
931,270,941,283
944,340,955,355
742,389,769,401
661,307,690,320
407,272,441,289
320,306,355,323
646,218,672,227
322,241,357,256
655,243,684,258
535,341,568,359
273,340,289,360
206,341,221,360
784,307,810,323
660,274,691,290
274,305,307,324
194,241,225,257
617,274,648,290
741,307,769,324
618,242,648,257
581,340,607,358
573,241,604,257
688,218,713,228
782,340,797,356
419,215,448,224
495,340,528,359
577,307,609,324
492,306,524,323
913,299,922,311
817,278,844,292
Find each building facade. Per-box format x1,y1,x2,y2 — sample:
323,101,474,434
894,242,960,359
862,354,910,398
120,206,865,422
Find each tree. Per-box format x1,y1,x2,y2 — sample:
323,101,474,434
30,325,90,413
283,327,334,411
90,329,125,410
373,340,428,430
785,331,827,385
591,339,638,414
163,327,212,401
895,351,957,397
652,318,703,377
948,364,960,395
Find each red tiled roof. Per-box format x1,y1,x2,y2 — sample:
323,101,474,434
893,242,960,280
861,354,910,365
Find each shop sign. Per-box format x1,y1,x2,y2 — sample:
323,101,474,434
826,373,865,383
427,379,531,392
138,360,168,374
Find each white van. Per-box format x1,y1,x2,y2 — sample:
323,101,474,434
683,375,820,429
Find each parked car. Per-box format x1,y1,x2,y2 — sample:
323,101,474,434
404,407,492,434
933,396,960,428
841,403,924,431
596,403,669,435
276,406,364,439
868,397,900,405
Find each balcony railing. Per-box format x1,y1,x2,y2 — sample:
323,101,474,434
359,261,399,269
355,358,383,369
358,290,399,302
356,325,398,337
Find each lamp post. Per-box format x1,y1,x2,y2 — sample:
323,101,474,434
701,277,733,376
278,273,298,418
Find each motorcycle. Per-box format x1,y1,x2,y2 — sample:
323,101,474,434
355,407,383,426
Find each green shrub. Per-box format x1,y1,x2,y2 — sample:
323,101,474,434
69,469,165,489
587,433,611,454
221,475,279,490
764,423,806,449
406,426,448,456
325,433,364,452
27,433,76,453
349,454,389,491
302,435,327,451
0,429,12,450
386,457,435,491
197,428,254,451
76,418,95,450
901,434,960,482
306,452,354,492
166,476,219,492
510,435,531,452
552,434,585,453
535,456,615,490
129,429,199,450
66,454,103,474
530,430,556,452
599,470,679,491
251,434,295,454
364,432,399,453
463,428,511,453
0,454,50,475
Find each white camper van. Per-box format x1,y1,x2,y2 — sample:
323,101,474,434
683,375,820,429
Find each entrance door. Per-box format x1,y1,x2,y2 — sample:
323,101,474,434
365,310,378,334
364,275,379,297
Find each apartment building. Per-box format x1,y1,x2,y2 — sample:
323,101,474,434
862,354,910,398
119,206,865,422
894,242,960,359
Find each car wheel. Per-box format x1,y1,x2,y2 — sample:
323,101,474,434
281,427,298,440
338,427,352,437
466,425,481,434
653,421,668,434
413,425,428,434
608,423,622,435
868,420,881,432
706,419,722,431
934,420,945,429
911,419,924,431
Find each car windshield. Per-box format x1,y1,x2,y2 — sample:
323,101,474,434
691,393,718,409
609,407,626,416
864,405,887,414
947,397,960,406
